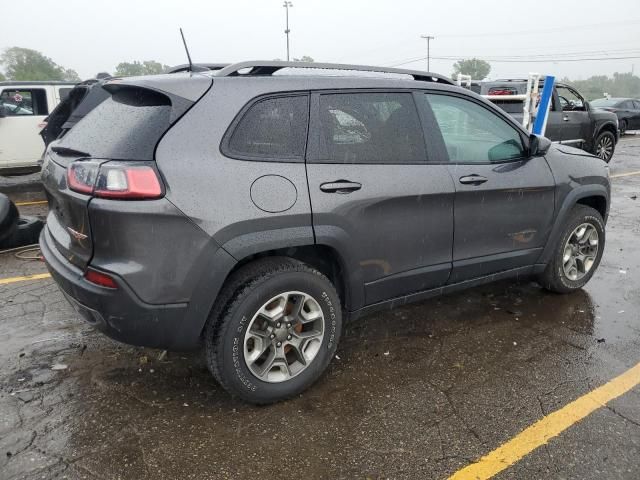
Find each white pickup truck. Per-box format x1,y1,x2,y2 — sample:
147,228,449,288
0,81,76,173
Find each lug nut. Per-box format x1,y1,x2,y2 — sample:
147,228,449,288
276,322,281,328
276,342,282,347
287,334,292,340
287,323,291,328
270,333,275,339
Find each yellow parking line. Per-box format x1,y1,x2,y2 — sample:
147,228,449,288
0,273,51,285
448,361,640,480
14,200,48,206
611,170,640,179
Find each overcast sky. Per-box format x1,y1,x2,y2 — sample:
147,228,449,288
2,0,639,80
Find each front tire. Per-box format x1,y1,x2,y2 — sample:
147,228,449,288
593,130,616,163
205,257,342,404
539,205,605,293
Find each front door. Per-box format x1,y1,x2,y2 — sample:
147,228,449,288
0,87,49,169
420,92,556,283
306,91,455,308
557,85,590,145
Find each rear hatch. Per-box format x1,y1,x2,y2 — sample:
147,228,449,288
41,73,212,270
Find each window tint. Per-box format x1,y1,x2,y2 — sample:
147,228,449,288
58,87,171,160
227,95,309,160
0,88,48,116
424,94,525,163
318,92,426,164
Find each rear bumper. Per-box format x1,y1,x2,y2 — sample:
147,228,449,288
40,226,200,350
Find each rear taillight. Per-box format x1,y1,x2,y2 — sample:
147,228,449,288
84,268,118,289
488,87,518,96
67,161,163,199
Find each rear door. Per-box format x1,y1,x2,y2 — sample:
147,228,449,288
0,86,50,168
306,91,455,308
419,92,555,282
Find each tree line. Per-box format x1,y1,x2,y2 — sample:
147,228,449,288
0,47,170,81
1,47,638,100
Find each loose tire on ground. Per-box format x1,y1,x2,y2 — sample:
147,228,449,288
539,205,605,294
204,257,342,404
0,194,19,244
0,216,45,249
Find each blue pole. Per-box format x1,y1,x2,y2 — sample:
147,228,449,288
532,75,555,136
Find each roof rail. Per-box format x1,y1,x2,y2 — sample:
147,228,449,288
214,60,454,85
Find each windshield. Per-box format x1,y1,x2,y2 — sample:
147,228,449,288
590,98,620,107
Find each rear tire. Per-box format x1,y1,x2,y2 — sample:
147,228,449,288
204,257,342,404
539,205,605,293
620,120,627,136
593,130,616,163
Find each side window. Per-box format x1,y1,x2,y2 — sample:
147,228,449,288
317,92,426,164
0,89,48,116
557,86,585,111
424,93,526,163
622,100,635,110
633,101,640,110
226,95,309,161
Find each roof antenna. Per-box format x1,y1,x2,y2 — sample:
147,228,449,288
180,28,194,72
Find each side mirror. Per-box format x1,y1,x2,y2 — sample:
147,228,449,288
529,134,552,157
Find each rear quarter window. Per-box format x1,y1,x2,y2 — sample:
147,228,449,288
223,95,309,162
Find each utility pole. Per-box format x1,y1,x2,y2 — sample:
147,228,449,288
283,1,293,61
420,35,435,71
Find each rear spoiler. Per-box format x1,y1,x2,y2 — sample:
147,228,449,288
103,73,213,123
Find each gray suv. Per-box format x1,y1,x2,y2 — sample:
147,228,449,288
40,61,610,404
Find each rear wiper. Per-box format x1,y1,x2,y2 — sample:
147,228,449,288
51,146,91,157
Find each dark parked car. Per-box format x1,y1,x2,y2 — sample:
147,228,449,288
40,61,610,404
590,97,640,135
481,79,619,162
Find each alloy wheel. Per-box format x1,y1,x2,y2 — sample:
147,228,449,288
596,135,613,161
562,223,599,281
243,291,324,383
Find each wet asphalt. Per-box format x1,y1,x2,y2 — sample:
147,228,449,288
1,137,639,480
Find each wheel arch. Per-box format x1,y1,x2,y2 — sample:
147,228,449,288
228,243,352,312
537,185,609,266
596,121,619,142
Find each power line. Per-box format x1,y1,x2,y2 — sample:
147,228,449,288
436,19,640,38
389,55,640,67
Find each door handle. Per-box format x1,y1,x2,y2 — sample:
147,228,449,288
563,115,570,121
320,180,362,194
459,175,488,185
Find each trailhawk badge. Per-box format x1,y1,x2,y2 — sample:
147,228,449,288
67,227,88,241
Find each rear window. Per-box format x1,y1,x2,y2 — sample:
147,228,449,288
590,98,620,108
58,87,171,160
490,100,524,114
